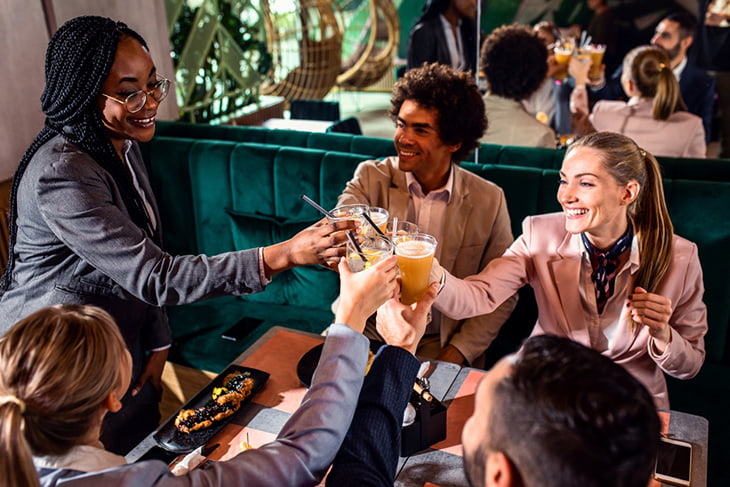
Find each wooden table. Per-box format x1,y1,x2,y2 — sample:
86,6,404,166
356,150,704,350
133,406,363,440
127,327,460,469
128,327,709,487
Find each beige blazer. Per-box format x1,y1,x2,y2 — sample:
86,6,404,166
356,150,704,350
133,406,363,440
338,157,517,364
435,212,707,408
481,93,557,149
590,98,706,158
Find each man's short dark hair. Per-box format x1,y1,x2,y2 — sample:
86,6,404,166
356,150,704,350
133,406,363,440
481,25,548,101
388,63,487,163
485,335,660,487
664,11,697,40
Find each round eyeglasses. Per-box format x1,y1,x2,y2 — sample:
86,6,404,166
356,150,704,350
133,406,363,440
101,78,171,114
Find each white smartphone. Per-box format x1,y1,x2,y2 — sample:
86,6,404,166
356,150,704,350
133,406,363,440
653,436,693,486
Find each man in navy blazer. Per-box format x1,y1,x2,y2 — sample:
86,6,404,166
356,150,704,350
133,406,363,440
591,11,715,142
327,332,661,487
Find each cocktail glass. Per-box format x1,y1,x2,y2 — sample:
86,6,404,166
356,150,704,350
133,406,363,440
346,235,395,272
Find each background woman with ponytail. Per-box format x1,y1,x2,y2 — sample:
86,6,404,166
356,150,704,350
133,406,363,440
433,132,707,409
0,16,357,454
570,45,706,158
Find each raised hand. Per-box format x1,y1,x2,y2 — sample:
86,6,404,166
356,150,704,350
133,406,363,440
375,282,439,354
336,255,399,333
629,286,673,353
262,219,358,275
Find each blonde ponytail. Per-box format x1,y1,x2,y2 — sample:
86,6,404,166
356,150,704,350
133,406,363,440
632,149,673,292
625,45,687,120
0,398,39,487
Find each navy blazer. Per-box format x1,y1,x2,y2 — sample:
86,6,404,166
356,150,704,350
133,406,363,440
591,62,715,142
327,346,421,486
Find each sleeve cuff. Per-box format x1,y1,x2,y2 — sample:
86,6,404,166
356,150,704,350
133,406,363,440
258,247,272,286
648,328,674,359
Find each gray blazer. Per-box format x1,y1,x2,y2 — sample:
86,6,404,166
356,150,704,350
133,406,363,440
0,136,264,348
37,324,370,487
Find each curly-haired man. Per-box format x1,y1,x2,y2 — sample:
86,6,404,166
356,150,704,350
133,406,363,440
337,62,517,366
481,25,557,148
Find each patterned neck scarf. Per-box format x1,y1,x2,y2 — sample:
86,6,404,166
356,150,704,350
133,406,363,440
581,224,633,314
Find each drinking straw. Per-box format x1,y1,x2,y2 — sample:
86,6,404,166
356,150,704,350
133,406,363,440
580,30,586,47
300,194,334,218
300,194,367,263
391,216,398,240
362,212,387,237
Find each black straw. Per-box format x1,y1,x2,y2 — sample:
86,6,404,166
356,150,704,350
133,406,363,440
361,212,387,237
301,194,334,218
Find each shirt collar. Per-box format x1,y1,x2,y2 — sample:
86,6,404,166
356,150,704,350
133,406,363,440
405,165,454,202
121,139,133,158
673,56,687,81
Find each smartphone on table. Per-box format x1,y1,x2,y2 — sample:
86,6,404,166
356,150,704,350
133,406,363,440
221,316,264,341
653,436,693,486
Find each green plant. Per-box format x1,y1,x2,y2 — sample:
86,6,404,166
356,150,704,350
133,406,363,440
167,0,272,123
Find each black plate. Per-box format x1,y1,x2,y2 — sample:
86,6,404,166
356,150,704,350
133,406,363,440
297,339,384,387
154,365,269,453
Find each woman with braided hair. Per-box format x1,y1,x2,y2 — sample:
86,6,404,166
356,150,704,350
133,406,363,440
0,16,358,454
570,45,706,157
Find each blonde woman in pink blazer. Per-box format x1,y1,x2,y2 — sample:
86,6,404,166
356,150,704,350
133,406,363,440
571,45,706,158
434,132,707,408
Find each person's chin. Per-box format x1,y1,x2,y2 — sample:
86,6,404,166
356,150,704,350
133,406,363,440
134,128,156,143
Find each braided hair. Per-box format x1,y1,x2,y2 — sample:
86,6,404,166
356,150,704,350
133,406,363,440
0,16,153,293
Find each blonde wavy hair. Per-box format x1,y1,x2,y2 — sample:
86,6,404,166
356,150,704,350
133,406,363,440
0,304,128,487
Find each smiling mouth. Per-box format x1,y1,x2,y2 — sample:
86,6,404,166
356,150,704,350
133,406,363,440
398,148,418,157
565,208,588,217
129,115,155,127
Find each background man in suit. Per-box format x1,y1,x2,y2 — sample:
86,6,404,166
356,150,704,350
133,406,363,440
337,62,516,367
407,0,479,74
591,11,716,142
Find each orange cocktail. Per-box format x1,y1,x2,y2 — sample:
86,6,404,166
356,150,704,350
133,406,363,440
394,233,437,305
553,44,574,79
587,44,606,80
346,235,394,272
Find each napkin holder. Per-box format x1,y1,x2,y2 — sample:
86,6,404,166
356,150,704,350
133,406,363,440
400,387,447,456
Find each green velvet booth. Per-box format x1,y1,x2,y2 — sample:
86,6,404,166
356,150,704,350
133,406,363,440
154,121,396,159
142,137,366,372
142,127,730,485
155,120,730,181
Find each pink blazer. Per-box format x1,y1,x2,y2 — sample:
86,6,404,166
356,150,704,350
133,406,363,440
435,213,707,408
590,99,706,158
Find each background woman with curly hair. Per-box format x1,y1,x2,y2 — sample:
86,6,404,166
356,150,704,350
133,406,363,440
480,24,557,148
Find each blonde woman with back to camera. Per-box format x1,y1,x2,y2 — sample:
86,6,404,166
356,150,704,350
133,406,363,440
433,132,707,409
570,46,706,158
